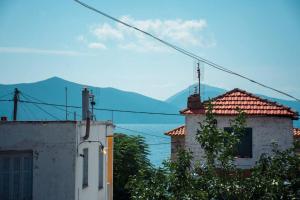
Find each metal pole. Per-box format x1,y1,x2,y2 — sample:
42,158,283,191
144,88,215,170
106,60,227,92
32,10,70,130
13,88,20,121
197,62,201,101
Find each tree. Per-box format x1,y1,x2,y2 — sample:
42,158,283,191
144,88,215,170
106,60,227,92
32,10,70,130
127,149,208,200
126,102,300,199
113,133,152,200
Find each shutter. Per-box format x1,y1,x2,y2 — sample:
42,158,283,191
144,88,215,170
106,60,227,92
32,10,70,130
13,157,21,200
0,157,10,200
83,148,89,188
23,156,33,200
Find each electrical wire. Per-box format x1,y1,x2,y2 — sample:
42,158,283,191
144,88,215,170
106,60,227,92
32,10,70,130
20,94,61,120
21,92,83,118
116,125,170,139
0,92,13,99
0,99,182,116
73,0,300,102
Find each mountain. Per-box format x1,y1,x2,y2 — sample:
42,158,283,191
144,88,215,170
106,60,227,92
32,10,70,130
166,84,300,128
0,77,183,124
166,84,227,109
1,78,299,127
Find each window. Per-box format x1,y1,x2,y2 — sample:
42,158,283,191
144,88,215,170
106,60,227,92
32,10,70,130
0,151,33,200
82,148,88,188
98,146,104,189
224,127,253,158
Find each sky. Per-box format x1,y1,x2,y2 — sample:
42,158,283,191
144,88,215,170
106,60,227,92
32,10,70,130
0,0,299,101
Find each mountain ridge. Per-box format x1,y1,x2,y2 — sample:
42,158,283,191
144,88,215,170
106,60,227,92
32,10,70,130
0,77,298,127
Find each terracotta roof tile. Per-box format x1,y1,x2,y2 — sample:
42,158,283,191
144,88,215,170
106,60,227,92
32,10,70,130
294,128,300,138
180,88,299,119
165,125,186,136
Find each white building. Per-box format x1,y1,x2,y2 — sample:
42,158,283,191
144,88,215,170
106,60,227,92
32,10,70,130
166,88,298,169
0,89,114,200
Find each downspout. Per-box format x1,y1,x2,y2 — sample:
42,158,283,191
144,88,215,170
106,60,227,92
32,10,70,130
83,114,90,140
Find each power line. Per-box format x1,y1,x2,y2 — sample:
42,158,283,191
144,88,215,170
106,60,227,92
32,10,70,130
21,92,82,118
0,99,182,116
73,0,300,103
20,94,61,120
0,92,13,100
116,125,169,139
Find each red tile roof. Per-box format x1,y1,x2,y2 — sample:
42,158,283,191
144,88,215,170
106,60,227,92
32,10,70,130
165,125,186,136
180,88,298,119
294,128,300,138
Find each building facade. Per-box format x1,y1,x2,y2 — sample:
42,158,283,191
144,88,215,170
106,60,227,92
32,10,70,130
0,120,114,200
166,88,298,169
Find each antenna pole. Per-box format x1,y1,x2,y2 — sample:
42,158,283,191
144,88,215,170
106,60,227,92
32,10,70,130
65,87,68,120
197,62,201,99
90,93,95,121
13,88,20,121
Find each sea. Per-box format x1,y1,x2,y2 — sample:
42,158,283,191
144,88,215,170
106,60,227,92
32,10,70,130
115,124,181,166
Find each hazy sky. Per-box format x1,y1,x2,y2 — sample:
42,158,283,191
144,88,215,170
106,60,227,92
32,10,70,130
0,0,299,100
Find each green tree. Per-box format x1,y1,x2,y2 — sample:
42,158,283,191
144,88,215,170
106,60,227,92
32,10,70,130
125,102,300,199
245,145,300,199
128,149,208,200
194,102,247,199
113,133,152,200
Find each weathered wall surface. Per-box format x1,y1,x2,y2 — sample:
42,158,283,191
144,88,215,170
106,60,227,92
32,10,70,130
185,115,294,168
75,121,114,200
0,122,77,200
171,136,185,160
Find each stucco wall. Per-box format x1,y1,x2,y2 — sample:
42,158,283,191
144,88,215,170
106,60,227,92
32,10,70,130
185,115,294,168
0,122,77,200
75,121,114,200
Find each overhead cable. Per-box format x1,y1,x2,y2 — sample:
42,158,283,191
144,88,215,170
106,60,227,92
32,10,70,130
73,0,300,102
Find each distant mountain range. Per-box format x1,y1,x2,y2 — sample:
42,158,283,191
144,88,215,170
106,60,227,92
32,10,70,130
0,77,299,127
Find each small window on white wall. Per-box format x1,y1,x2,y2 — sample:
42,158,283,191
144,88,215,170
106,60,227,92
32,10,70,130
82,148,88,188
98,146,104,189
0,151,33,200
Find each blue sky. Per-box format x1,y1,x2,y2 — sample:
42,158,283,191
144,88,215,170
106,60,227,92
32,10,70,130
0,0,299,100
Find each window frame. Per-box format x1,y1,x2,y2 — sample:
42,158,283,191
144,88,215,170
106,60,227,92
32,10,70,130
82,148,89,188
98,146,104,190
0,150,33,200
224,127,253,158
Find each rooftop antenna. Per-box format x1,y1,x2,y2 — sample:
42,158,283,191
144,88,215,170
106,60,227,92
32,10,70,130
197,62,201,102
90,90,96,121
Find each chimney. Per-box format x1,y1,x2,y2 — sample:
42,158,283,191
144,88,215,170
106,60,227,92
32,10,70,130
82,88,90,120
187,93,203,110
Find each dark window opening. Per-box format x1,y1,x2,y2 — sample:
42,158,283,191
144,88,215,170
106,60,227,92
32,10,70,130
82,148,88,188
224,127,253,158
98,147,104,190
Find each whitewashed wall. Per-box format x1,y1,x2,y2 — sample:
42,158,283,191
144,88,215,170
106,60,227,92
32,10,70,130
185,115,294,168
0,122,77,200
75,121,114,200
0,121,114,200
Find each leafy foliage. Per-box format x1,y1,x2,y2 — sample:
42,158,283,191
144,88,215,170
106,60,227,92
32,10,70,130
124,102,300,199
113,133,152,200
128,150,208,200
